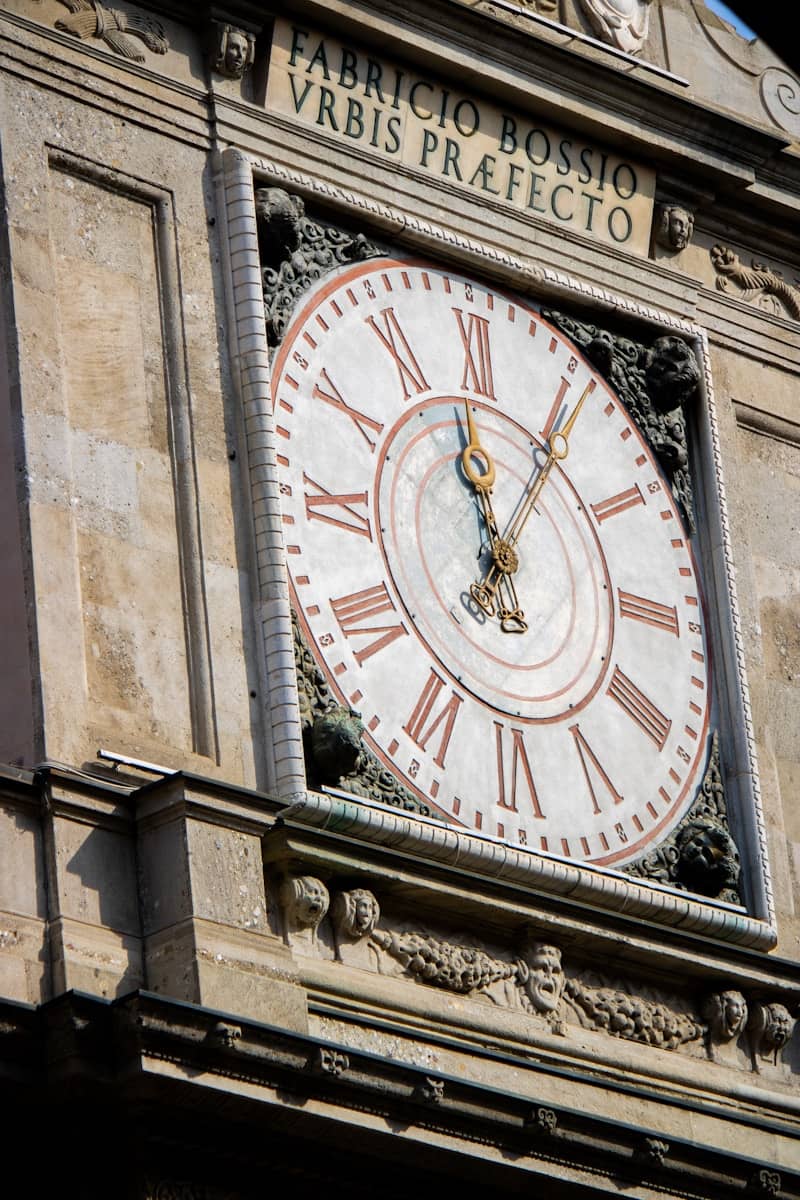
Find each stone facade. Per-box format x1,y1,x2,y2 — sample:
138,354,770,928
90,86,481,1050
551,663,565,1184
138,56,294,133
0,1,799,1195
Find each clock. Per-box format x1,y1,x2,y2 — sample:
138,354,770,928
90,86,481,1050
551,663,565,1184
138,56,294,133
272,257,711,868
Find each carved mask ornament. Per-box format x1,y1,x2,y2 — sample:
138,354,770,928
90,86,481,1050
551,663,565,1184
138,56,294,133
520,943,565,1013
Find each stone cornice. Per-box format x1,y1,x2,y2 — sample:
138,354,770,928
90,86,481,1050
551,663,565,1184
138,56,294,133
3,989,796,1194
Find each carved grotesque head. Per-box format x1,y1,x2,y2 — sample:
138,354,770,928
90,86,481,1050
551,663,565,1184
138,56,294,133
645,335,701,414
762,1002,794,1051
213,24,255,79
521,943,565,1013
281,875,330,929
332,888,380,939
310,706,365,784
704,989,748,1042
656,204,695,252
676,818,740,898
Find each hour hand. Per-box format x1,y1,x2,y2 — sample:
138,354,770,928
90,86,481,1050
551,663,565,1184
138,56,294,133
461,403,501,546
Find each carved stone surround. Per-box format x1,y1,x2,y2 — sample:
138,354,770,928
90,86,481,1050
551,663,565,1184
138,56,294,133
258,181,741,903
219,149,773,946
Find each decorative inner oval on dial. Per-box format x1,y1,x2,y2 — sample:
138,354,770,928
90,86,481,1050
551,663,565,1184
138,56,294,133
376,398,614,721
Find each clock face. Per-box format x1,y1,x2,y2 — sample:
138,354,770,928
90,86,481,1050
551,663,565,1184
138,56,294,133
272,258,711,868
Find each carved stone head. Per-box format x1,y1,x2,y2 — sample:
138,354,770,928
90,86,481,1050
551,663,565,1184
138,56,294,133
675,817,740,898
310,707,365,783
280,875,330,930
255,187,306,270
332,888,380,939
520,942,565,1013
645,336,700,414
211,23,255,79
656,204,695,252
754,1001,795,1056
704,989,748,1043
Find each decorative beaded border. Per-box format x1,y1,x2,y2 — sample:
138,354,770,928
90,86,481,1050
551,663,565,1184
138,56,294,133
218,148,775,947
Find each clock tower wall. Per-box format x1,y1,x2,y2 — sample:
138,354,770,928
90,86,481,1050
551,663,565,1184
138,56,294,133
0,1,799,1196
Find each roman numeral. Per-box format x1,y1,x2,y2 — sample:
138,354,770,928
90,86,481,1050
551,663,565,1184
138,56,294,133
494,723,545,819
569,724,624,815
606,665,672,750
366,308,429,399
453,309,496,399
541,375,570,442
591,484,645,524
618,589,679,636
303,473,371,540
403,669,463,769
313,368,385,453
330,583,408,666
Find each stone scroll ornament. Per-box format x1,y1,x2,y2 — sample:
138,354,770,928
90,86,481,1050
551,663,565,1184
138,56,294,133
55,0,168,62
710,245,800,322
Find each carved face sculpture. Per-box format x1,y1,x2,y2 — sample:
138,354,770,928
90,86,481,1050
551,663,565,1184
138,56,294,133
645,335,700,414
657,205,694,252
712,989,747,1041
763,1003,793,1050
668,208,693,251
225,30,249,77
283,875,330,927
524,943,565,1013
336,888,380,937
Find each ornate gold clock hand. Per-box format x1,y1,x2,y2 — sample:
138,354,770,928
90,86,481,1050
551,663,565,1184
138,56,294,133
504,380,593,552
461,403,527,631
469,381,593,631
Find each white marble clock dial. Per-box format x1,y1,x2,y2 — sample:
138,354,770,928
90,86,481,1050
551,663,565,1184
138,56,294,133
272,258,711,868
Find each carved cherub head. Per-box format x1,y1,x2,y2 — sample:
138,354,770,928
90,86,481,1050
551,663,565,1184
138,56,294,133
520,942,565,1014
332,888,380,939
656,204,695,252
704,989,748,1043
280,875,330,929
212,24,255,79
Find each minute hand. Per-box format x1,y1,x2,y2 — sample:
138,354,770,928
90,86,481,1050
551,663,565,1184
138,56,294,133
504,381,593,551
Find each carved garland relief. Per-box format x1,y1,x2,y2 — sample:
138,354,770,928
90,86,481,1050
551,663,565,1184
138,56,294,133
275,880,798,1066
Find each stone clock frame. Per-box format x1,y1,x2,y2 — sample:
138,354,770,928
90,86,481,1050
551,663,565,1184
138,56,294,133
216,147,774,950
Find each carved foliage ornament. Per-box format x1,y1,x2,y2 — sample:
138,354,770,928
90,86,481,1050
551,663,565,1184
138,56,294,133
55,0,168,62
